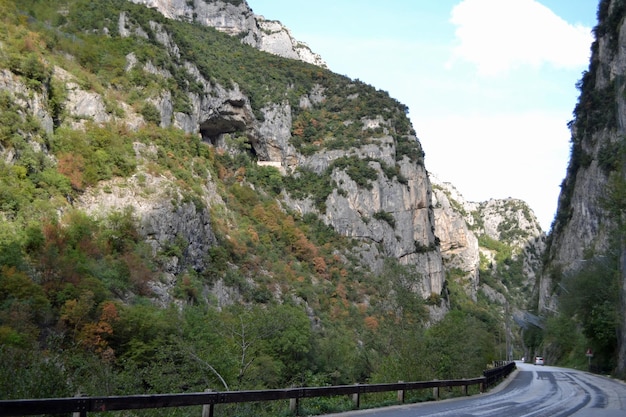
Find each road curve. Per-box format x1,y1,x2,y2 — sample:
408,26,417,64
323,362,626,417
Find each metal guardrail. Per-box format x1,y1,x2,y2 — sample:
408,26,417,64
0,362,516,416
484,361,516,390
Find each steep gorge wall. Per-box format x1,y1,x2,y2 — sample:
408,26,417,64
78,0,549,306
118,0,545,308
540,0,625,311
538,0,626,374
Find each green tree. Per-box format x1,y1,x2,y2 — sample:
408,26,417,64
312,324,367,385
0,266,51,346
261,304,313,385
0,347,69,399
559,255,620,370
422,310,495,379
542,314,586,367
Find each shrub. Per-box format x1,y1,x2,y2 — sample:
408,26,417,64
332,157,378,190
373,210,395,228
140,102,161,125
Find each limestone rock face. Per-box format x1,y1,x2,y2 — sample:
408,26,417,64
478,199,542,246
533,1,626,376
258,102,299,169
128,0,326,67
79,6,445,304
0,69,53,136
539,1,626,315
76,144,219,276
431,178,480,297
113,5,445,299
431,176,544,304
66,85,109,124
317,144,444,298
1,0,554,317
129,0,254,36
256,17,327,68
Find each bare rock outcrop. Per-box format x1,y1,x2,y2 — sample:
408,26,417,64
256,17,327,68
431,177,480,297
431,176,544,304
118,17,444,297
0,69,53,136
128,0,327,67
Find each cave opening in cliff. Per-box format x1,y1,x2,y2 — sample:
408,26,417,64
200,118,257,159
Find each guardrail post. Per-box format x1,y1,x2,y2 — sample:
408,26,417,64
352,384,360,409
290,397,300,416
72,409,86,417
201,389,214,417
72,393,86,417
397,381,405,403
433,380,439,400
290,387,302,416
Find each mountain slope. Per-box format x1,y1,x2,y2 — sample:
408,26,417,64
0,0,450,398
0,0,547,403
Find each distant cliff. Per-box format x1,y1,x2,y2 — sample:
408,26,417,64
129,0,327,67
432,177,544,330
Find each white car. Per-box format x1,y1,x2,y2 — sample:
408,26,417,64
534,356,544,365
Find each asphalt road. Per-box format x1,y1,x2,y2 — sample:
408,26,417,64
322,361,626,417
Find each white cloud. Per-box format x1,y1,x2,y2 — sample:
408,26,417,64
417,110,572,231
448,0,593,76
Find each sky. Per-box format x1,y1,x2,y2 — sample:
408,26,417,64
246,0,599,231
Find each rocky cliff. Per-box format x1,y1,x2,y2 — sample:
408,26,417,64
541,0,624,302
129,0,327,67
431,178,480,298
118,5,445,299
538,0,625,374
539,0,624,309
432,177,544,310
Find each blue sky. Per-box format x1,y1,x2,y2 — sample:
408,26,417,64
246,0,599,231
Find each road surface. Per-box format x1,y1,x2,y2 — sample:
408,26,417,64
323,361,626,416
